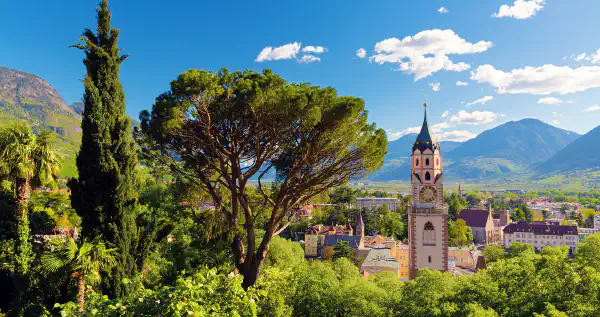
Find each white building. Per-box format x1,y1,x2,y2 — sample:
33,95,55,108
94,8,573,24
354,197,400,211
503,221,579,254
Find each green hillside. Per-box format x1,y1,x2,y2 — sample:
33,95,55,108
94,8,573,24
0,66,81,178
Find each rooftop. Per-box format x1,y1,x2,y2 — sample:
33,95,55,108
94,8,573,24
458,209,491,228
503,221,578,235
323,235,362,248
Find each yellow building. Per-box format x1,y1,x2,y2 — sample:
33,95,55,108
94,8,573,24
359,238,410,281
448,247,476,270
304,224,353,257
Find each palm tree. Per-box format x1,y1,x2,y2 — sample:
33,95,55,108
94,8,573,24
0,124,60,274
41,237,117,311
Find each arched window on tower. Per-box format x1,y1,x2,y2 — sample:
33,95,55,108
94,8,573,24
416,159,419,166
436,158,439,166
426,158,430,166
425,172,431,181
423,222,436,246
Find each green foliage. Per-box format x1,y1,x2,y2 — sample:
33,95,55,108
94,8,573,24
508,242,536,258
143,67,387,288
446,193,467,221
329,186,357,205
576,232,600,271
55,268,257,317
483,244,506,264
68,0,140,297
379,209,406,240
448,219,474,248
332,241,354,261
263,237,304,270
465,191,485,208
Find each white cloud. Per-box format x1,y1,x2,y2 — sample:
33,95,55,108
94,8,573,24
551,120,560,125
584,105,600,112
436,130,477,142
256,42,301,62
429,82,441,91
466,96,494,107
386,127,421,141
492,0,545,19
431,122,451,131
571,49,600,64
441,110,450,118
356,48,367,59
438,7,448,14
538,97,564,105
298,55,321,64
386,120,452,141
302,46,327,53
449,110,501,125
552,112,561,117
471,64,600,95
456,81,469,86
370,29,492,80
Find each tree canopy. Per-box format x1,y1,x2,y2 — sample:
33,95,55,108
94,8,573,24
141,68,387,288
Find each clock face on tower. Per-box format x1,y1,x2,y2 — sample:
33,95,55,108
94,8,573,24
419,185,437,203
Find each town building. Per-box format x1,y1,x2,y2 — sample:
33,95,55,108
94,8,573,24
578,227,599,242
493,209,511,242
322,235,364,258
448,247,476,270
353,197,400,211
503,221,579,253
359,239,410,280
304,224,354,257
408,103,449,279
458,204,499,244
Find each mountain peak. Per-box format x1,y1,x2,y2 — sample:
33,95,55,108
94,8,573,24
0,66,76,116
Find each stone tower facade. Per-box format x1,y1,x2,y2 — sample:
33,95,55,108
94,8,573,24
408,103,449,279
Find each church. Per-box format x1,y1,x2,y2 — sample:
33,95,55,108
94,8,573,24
408,103,449,279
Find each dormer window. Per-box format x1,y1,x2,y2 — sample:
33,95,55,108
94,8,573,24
426,158,430,166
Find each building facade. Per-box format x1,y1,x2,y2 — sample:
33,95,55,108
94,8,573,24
503,221,579,253
458,205,497,244
304,224,353,257
354,197,400,211
408,103,449,279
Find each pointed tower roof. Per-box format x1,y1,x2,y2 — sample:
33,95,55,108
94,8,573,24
357,211,364,229
413,103,440,152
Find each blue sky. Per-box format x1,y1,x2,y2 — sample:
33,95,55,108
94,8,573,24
2,0,600,141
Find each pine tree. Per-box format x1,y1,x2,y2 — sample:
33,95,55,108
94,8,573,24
69,0,138,297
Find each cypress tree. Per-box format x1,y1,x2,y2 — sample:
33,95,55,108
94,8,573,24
69,0,138,297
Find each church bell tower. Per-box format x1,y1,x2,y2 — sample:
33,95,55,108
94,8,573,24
408,103,449,279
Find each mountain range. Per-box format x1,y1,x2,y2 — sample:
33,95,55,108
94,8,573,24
372,118,596,181
1,66,599,182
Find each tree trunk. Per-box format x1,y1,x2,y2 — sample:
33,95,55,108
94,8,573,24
240,227,274,290
15,178,30,218
77,273,85,312
15,177,32,275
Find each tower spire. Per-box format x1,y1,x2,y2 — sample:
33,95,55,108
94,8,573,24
413,103,438,152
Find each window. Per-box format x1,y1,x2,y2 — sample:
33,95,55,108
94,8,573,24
426,158,430,166
416,159,419,166
428,256,432,263
423,222,436,246
425,172,431,181
436,158,439,166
